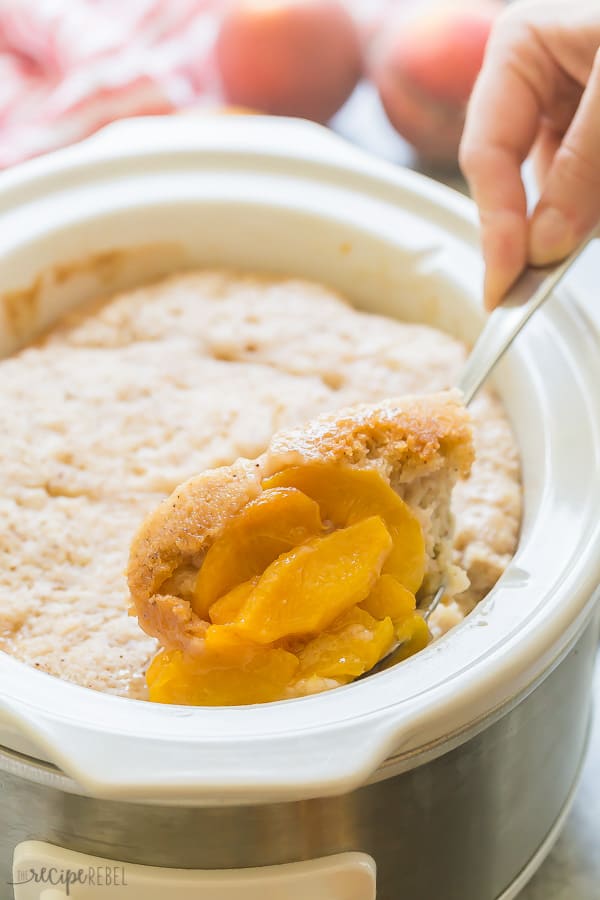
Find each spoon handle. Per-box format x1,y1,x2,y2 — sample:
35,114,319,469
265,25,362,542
458,225,600,406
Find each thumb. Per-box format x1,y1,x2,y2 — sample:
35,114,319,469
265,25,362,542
529,49,600,266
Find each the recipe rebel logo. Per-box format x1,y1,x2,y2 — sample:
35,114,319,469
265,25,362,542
9,864,129,895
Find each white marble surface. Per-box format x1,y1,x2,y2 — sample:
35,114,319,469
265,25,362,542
333,81,600,900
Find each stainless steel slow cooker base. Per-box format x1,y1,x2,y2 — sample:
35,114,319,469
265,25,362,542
498,773,585,900
1,619,596,900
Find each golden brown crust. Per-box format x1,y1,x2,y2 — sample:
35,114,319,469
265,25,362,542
264,390,473,480
128,458,262,605
127,390,473,650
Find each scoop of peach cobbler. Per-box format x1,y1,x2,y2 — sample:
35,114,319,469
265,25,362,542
128,392,474,706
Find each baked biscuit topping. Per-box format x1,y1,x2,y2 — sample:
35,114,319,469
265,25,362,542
0,270,519,698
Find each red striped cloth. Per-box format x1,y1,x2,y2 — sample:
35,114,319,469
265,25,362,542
0,0,393,168
0,0,219,167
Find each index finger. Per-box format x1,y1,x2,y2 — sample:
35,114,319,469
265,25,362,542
459,14,548,307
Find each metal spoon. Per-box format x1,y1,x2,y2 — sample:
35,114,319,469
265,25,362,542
459,224,600,405
368,224,600,675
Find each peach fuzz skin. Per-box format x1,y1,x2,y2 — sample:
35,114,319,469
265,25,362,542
370,1,501,165
216,0,363,123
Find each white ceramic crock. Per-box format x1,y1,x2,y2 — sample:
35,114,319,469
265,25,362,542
0,117,599,900
0,115,599,802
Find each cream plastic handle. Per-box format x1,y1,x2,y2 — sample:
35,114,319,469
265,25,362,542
13,842,376,900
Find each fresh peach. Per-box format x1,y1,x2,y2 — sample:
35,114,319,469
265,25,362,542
215,0,363,123
370,0,502,165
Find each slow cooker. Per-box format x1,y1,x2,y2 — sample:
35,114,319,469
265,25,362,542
0,116,599,900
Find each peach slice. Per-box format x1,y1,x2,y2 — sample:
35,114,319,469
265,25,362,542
360,573,416,622
232,515,392,643
209,579,257,626
263,465,426,592
362,574,431,659
147,643,299,706
391,613,430,662
194,487,322,618
295,606,395,682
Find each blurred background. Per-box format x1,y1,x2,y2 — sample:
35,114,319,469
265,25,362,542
0,0,505,177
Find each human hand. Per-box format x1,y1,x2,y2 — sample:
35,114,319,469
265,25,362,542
459,0,600,309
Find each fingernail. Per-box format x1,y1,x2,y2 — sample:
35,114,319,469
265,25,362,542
483,271,503,311
483,266,519,312
529,207,575,266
